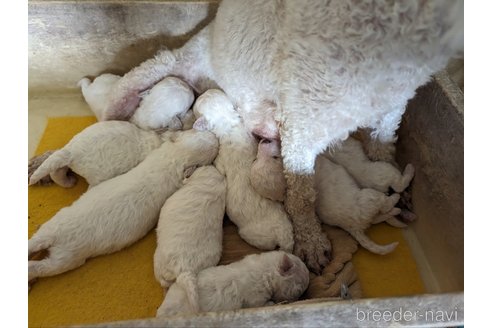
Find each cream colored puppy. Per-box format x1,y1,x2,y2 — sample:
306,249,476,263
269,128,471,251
323,137,415,193
78,74,194,130
130,76,195,131
315,156,401,254
251,139,286,202
28,130,219,282
157,251,309,316
154,165,226,287
251,141,406,254
28,121,164,187
192,89,293,252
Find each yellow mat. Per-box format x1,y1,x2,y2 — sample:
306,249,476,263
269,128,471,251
352,224,426,297
28,117,425,327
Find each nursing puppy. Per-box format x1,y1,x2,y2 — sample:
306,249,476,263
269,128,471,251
157,251,309,316
252,138,414,201
154,165,226,287
315,156,401,254
28,130,219,282
323,137,415,193
129,76,195,131
192,89,294,252
252,141,404,254
251,140,286,202
79,74,194,130
28,121,164,187
104,0,463,272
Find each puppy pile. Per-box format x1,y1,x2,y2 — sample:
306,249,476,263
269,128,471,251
28,75,415,317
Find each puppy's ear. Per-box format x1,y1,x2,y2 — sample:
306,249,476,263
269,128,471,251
193,116,210,131
278,254,294,276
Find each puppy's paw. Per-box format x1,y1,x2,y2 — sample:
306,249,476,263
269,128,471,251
402,164,415,182
28,278,37,292
398,209,418,223
294,228,332,275
28,150,55,185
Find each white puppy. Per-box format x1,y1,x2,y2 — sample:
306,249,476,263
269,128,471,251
28,121,164,187
315,156,401,255
129,76,195,130
323,137,415,193
192,89,294,252
154,165,226,288
28,130,219,282
157,251,310,316
78,74,194,130
251,141,405,254
251,139,287,202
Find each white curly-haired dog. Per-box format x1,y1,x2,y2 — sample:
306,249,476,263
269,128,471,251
157,251,310,316
103,0,463,272
251,140,407,254
28,121,166,187
323,137,415,193
192,89,294,252
28,130,219,283
78,74,195,130
154,165,226,288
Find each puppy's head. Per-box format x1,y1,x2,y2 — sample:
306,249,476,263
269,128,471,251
251,139,286,202
271,252,310,303
192,89,241,135
257,139,281,159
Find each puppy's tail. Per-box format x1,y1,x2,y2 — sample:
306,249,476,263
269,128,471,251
29,149,72,186
350,229,398,255
175,272,200,313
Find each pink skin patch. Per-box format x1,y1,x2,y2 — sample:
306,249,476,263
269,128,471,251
104,91,142,121
252,125,280,142
192,117,209,131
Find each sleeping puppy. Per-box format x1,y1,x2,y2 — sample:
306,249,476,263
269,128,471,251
192,90,294,252
323,137,414,193
103,0,463,272
27,75,196,186
154,165,226,287
250,140,286,202
28,121,165,187
28,130,218,283
157,251,309,316
251,140,407,254
79,74,195,131
314,156,402,255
